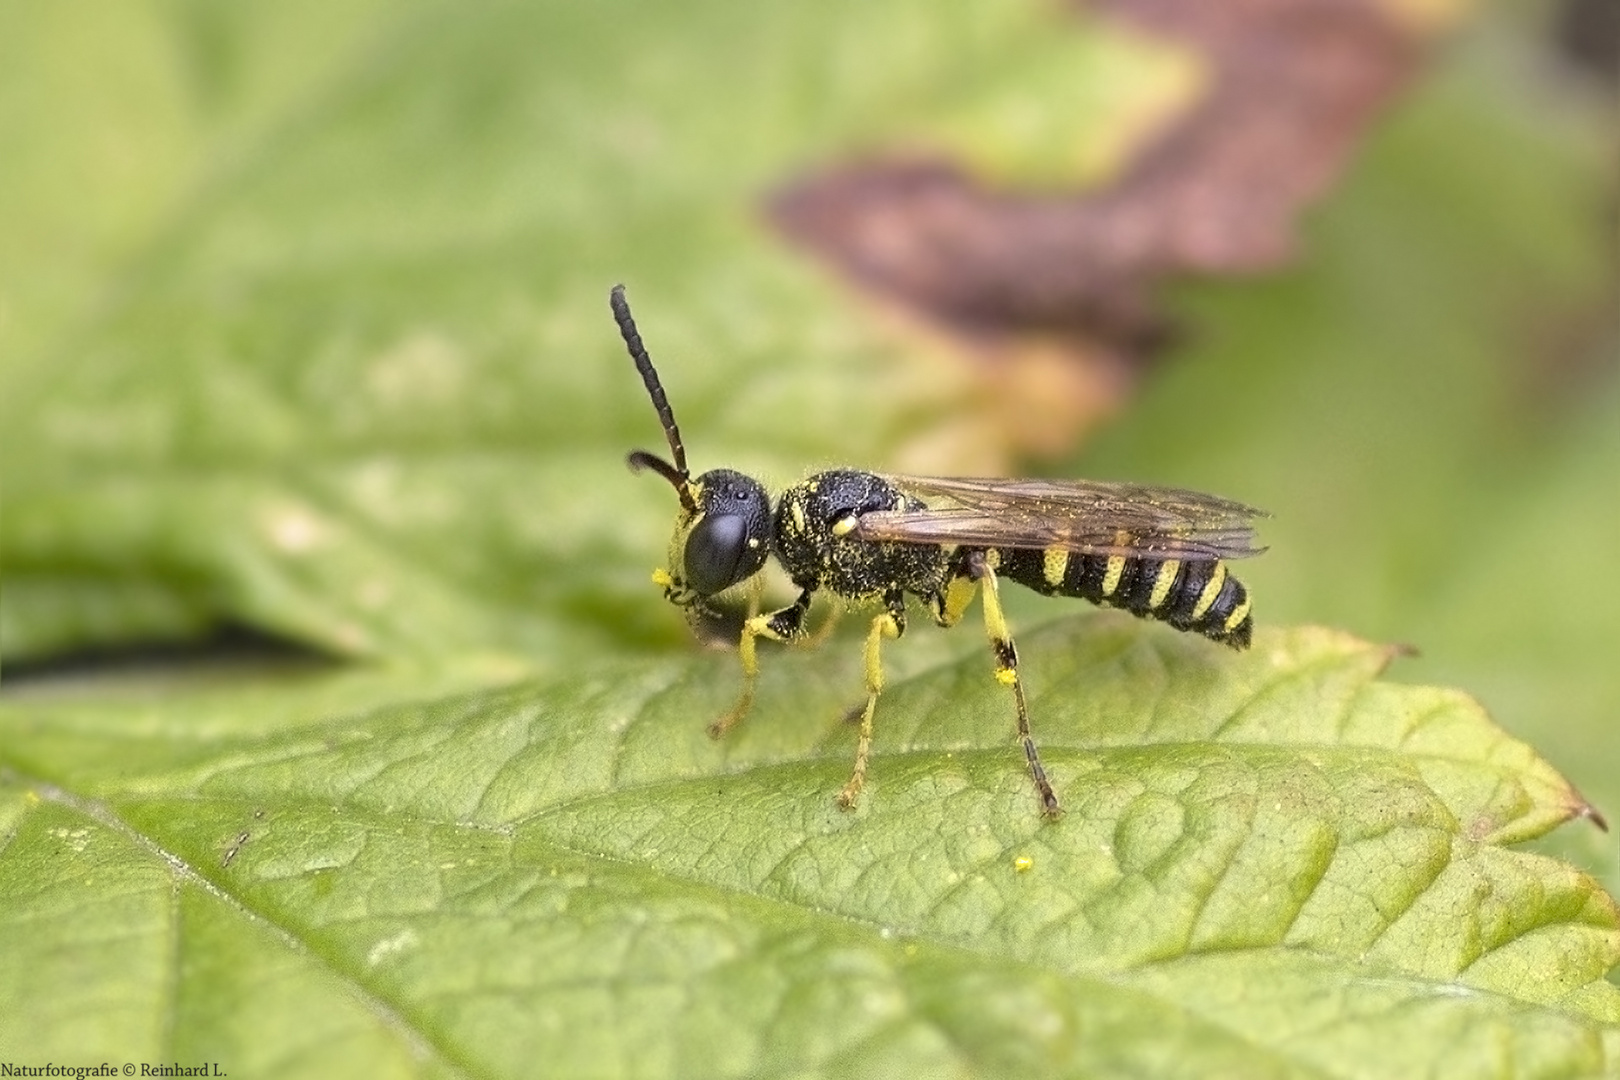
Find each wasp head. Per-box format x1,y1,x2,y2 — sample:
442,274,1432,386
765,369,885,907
658,467,771,603
613,286,773,612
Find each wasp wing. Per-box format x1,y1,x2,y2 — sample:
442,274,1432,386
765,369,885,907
856,475,1267,560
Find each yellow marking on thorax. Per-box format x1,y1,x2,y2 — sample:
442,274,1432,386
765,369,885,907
1101,556,1126,597
831,516,858,537
1190,563,1227,619
983,548,1002,570
1148,560,1181,609
1223,595,1251,632
788,500,806,532
1042,548,1069,588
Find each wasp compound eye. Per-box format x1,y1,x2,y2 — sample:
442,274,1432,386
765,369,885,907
684,514,755,595
682,468,771,595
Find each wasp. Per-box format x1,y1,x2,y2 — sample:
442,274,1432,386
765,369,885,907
611,285,1265,817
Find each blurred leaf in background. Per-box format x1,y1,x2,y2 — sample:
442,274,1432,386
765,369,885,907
1,0,1616,1075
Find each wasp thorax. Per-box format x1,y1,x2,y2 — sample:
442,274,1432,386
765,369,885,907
773,470,947,602
680,468,771,596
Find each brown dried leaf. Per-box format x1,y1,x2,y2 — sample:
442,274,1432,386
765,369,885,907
770,0,1446,451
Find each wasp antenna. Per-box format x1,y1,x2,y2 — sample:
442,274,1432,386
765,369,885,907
611,286,694,513
626,449,691,496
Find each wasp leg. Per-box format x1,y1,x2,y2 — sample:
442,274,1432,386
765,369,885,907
838,594,905,810
744,573,765,620
710,588,815,738
968,550,1061,818
931,567,978,629
800,605,843,649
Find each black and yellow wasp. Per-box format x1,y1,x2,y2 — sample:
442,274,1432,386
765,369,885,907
612,285,1264,817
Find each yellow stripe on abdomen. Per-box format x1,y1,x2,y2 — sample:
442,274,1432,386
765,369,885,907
1224,595,1251,633
1101,555,1126,597
1148,560,1181,610
1190,563,1227,619
1042,548,1069,589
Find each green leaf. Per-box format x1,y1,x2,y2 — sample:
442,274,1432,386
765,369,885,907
2,0,1616,1075
3,618,1617,1075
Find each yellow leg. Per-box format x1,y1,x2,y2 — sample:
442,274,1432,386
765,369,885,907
837,609,900,810
800,605,843,648
974,554,1061,817
932,571,978,629
710,615,766,737
710,588,814,739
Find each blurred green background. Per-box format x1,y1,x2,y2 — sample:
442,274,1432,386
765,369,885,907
2,0,1615,924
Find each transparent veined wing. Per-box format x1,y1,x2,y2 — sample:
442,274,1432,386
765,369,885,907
855,475,1267,560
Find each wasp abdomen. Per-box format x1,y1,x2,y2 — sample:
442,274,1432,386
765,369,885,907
997,549,1252,649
